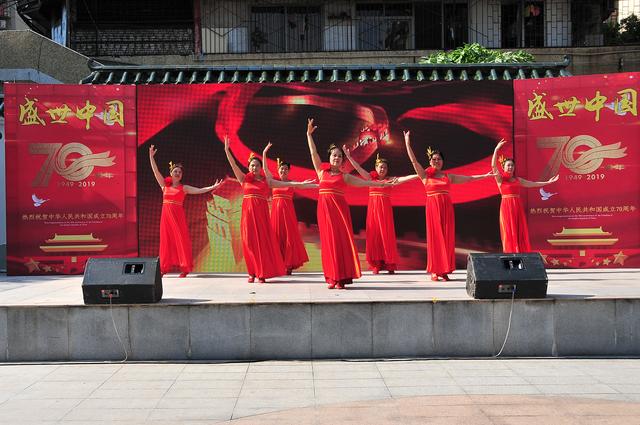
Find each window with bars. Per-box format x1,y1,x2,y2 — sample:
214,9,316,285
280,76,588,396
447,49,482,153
250,5,321,53
356,2,413,50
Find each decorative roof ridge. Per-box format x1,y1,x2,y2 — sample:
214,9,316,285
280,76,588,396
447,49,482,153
87,56,571,73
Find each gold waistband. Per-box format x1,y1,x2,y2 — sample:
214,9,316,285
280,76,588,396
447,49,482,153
319,189,345,196
243,194,267,200
163,200,183,206
426,190,450,197
501,194,520,198
370,192,390,197
272,194,293,200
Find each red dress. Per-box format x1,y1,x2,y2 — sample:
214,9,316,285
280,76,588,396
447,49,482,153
425,173,456,275
241,174,286,279
271,184,309,271
366,172,397,272
317,166,362,285
159,184,193,274
499,177,531,253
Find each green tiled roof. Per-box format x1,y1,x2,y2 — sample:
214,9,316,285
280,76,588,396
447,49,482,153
79,57,572,85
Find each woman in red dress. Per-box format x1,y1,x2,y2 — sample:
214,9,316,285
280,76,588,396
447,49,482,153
345,151,419,274
149,145,222,277
492,139,559,253
224,136,315,283
262,143,318,275
404,131,494,281
306,119,397,289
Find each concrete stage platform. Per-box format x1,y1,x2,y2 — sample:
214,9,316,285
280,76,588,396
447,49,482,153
0,269,638,361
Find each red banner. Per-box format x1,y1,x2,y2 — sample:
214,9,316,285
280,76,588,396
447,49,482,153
514,73,640,268
4,84,138,275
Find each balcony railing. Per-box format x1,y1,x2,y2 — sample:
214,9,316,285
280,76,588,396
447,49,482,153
64,0,634,57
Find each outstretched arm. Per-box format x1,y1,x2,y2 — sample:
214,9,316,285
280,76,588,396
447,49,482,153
449,171,496,184
343,174,398,187
492,139,507,183
306,118,323,178
270,178,317,188
519,175,559,188
404,131,426,181
224,135,245,184
344,144,371,180
183,179,223,195
395,174,420,184
149,145,166,189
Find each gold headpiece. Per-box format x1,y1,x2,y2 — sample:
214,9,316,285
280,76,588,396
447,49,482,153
248,152,257,162
375,153,386,165
426,146,435,159
169,161,180,172
277,157,283,168
498,154,507,166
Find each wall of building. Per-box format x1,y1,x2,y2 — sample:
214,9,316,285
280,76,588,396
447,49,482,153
468,0,501,48
546,0,571,47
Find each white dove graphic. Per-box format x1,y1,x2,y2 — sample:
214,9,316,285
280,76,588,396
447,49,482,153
539,188,557,201
32,194,49,207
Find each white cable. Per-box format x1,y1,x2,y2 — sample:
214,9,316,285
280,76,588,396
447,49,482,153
494,285,516,357
109,294,129,363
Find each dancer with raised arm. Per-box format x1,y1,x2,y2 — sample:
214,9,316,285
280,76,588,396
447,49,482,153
344,148,418,274
404,131,494,281
492,139,559,253
306,118,397,289
262,142,318,275
224,135,314,283
149,145,222,277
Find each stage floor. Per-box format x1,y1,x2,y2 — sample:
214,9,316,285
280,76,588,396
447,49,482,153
0,269,637,306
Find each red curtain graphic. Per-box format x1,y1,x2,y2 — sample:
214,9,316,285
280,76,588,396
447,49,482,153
4,84,138,275
137,82,512,272
514,73,640,268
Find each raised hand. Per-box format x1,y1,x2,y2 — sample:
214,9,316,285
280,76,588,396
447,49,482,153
212,179,224,191
403,130,411,145
307,118,317,135
224,134,230,151
342,144,352,158
263,142,272,155
496,138,508,149
149,145,157,157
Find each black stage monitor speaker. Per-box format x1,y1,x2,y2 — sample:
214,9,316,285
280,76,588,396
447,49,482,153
82,257,163,304
466,253,548,299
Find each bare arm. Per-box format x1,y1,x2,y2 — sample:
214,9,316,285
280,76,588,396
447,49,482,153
404,131,426,181
343,173,397,187
306,118,323,178
519,175,559,188
223,135,245,184
395,174,420,184
183,179,223,195
262,142,275,181
148,145,165,189
270,178,317,188
492,139,507,184
344,144,371,180
449,171,495,184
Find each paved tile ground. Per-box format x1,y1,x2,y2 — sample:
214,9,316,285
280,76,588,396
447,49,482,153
0,269,638,306
0,359,639,424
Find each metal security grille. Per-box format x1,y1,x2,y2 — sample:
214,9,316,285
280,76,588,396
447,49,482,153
60,0,633,56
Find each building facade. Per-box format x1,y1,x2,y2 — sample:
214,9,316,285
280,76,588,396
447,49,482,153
5,0,640,58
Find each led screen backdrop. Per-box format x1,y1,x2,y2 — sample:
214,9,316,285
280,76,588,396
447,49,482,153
514,72,640,268
4,84,138,275
137,82,512,272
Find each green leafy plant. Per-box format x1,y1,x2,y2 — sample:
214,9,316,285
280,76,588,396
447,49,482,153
602,13,640,45
419,43,535,64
